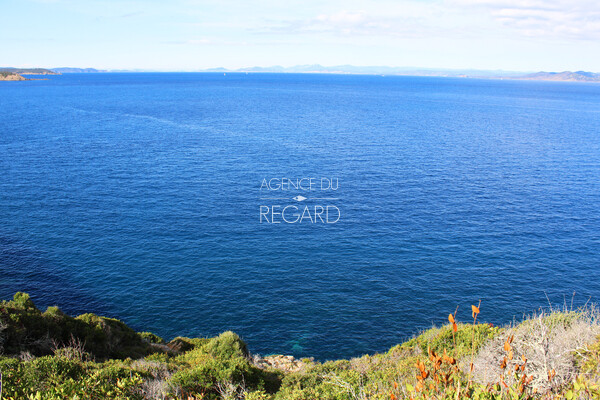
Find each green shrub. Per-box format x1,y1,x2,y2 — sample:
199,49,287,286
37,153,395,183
170,332,280,398
246,389,273,400
145,351,170,363
275,372,347,400
398,322,502,359
12,292,37,309
0,293,157,359
203,331,249,359
139,331,165,344
168,336,208,353
2,293,599,400
43,306,65,319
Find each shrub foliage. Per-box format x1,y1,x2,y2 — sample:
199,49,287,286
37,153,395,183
1,293,599,399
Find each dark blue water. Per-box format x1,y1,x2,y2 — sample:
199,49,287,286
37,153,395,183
1,73,599,360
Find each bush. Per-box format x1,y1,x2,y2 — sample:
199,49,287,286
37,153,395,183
399,322,502,359
472,308,600,392
3,293,600,400
204,331,249,359
0,293,157,359
12,292,36,309
139,331,166,344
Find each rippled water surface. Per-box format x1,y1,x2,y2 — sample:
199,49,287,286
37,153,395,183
1,73,599,359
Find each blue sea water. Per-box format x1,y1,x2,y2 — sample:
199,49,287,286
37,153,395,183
1,73,599,360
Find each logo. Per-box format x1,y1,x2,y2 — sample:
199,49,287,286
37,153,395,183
259,178,340,224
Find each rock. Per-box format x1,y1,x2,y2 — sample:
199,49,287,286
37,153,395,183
0,73,27,81
252,354,312,373
167,337,195,353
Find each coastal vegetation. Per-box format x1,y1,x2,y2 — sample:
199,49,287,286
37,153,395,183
1,293,599,399
0,68,57,75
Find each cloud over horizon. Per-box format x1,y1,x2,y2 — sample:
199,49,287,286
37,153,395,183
451,0,600,39
2,0,600,71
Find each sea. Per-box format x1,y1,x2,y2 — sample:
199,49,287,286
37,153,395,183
1,73,599,360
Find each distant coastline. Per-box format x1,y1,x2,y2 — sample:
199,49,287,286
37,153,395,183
0,68,58,81
191,65,600,82
2,65,600,83
510,71,600,82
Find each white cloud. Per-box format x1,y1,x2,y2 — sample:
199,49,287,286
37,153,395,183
449,0,600,39
253,6,452,39
164,38,249,46
249,0,600,41
292,10,393,35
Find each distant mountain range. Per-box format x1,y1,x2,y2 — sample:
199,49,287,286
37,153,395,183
189,66,600,82
46,64,525,77
514,71,600,82
202,64,526,78
51,67,107,73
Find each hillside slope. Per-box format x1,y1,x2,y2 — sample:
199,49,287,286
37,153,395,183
1,293,599,399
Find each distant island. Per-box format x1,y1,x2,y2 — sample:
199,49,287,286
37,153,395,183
2,65,600,83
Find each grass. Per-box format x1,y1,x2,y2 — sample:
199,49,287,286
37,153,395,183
1,292,600,399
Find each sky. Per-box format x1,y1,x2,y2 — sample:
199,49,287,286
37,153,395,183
2,0,600,72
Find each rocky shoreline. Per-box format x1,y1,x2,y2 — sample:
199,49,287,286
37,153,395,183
0,72,28,81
